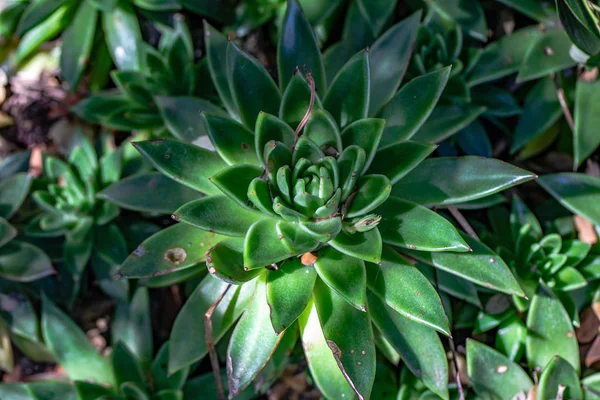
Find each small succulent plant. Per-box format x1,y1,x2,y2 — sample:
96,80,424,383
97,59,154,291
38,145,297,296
25,133,126,302
72,17,224,140
114,1,538,399
471,195,600,373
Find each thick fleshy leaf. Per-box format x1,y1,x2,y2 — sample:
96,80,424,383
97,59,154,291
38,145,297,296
496,0,555,20
367,246,449,335
298,300,355,399
557,0,600,55
266,257,317,334
102,1,143,70
314,246,367,311
202,114,259,166
168,276,255,373
0,173,31,219
313,280,375,400
369,293,448,399
111,287,153,364
526,284,579,372
60,0,97,90
510,77,562,154
118,223,226,278
255,112,295,165
0,240,54,282
517,29,576,83
0,218,16,247
112,342,145,389
368,141,437,184
468,26,543,86
152,342,189,391
329,228,382,264
412,104,486,143
227,41,281,129
209,164,262,208
367,12,421,115
574,77,600,168
155,96,226,141
393,157,536,206
582,374,600,400
457,120,492,157
279,73,323,128
466,340,533,399
204,23,238,117
304,109,343,151
340,119,385,173
98,172,198,214
174,195,262,237
41,295,114,386
244,219,318,269
206,238,262,284
278,0,326,94
537,356,582,400
537,173,600,226
299,218,342,242
323,50,370,128
377,197,469,252
133,139,226,195
346,174,391,218
337,146,366,201
227,274,282,397
404,233,525,297
378,68,451,145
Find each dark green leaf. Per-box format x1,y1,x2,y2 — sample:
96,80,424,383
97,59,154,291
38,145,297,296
574,77,600,167
60,0,97,90
557,0,600,55
279,73,323,129
427,0,487,41
368,141,437,184
466,339,533,399
209,164,262,208
377,197,469,252
303,109,342,151
133,139,226,195
0,172,31,219
340,118,385,173
537,173,600,226
393,157,536,206
329,228,382,264
369,292,448,399
202,114,259,166
174,195,262,237
112,342,145,389
0,241,54,282
255,112,295,164
206,238,262,284
278,0,326,94
155,96,226,142
517,29,577,83
41,294,114,386
346,175,391,218
367,12,421,115
526,283,579,372
404,233,525,297
118,222,227,278
204,23,238,118
378,67,451,145
98,172,198,214
367,246,449,335
227,41,281,129
323,50,370,128
412,104,486,143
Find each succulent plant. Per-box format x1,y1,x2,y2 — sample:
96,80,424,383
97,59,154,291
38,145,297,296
71,17,225,139
470,194,600,373
111,1,540,398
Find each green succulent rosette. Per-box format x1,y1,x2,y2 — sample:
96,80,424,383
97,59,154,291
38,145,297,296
117,1,537,398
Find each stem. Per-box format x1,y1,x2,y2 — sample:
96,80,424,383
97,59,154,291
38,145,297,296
552,73,575,132
205,284,232,400
293,72,315,148
447,204,480,241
